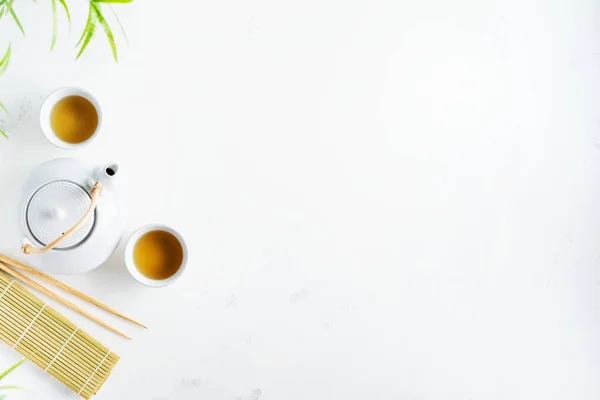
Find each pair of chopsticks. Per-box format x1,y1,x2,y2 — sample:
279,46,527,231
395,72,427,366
0,254,146,340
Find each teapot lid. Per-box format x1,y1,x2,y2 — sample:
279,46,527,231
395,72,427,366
26,181,95,249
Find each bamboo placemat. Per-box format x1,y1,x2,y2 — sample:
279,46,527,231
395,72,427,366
0,272,119,398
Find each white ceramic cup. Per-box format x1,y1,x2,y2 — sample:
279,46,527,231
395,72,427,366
40,87,103,150
124,224,188,288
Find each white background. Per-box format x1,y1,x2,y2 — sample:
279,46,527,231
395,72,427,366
0,0,599,399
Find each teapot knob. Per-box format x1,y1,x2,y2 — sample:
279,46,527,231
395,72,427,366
51,207,67,220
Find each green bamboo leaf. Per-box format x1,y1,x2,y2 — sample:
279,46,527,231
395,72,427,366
76,5,94,47
0,45,11,77
0,102,10,117
92,0,133,3
0,102,9,139
0,385,24,390
4,0,13,18
6,0,24,35
1,0,10,18
91,3,117,62
76,14,96,59
76,25,96,58
0,358,25,380
0,101,12,125
50,0,57,49
9,9,24,35
58,0,70,24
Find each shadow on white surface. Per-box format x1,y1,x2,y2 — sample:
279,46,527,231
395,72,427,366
84,242,141,294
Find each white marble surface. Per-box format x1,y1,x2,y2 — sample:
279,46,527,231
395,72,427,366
0,0,600,399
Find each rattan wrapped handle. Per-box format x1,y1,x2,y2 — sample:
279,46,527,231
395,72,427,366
22,182,103,255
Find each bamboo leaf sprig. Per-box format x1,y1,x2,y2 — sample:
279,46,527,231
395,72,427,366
0,358,24,382
0,0,25,36
1,0,132,60
77,1,122,61
0,357,26,396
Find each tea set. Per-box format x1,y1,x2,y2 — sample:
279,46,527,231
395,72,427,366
18,86,187,285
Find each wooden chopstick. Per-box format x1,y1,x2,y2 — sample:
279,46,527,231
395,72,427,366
0,262,131,340
0,254,147,329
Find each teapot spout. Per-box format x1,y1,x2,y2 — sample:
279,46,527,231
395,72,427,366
93,162,119,192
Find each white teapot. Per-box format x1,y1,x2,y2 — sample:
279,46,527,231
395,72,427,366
19,158,124,274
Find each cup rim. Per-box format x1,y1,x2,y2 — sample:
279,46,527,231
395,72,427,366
39,86,103,150
124,224,188,288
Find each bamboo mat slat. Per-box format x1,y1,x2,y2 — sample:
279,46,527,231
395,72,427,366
0,272,119,399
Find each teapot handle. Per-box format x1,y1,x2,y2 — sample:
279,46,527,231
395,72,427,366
22,182,103,255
